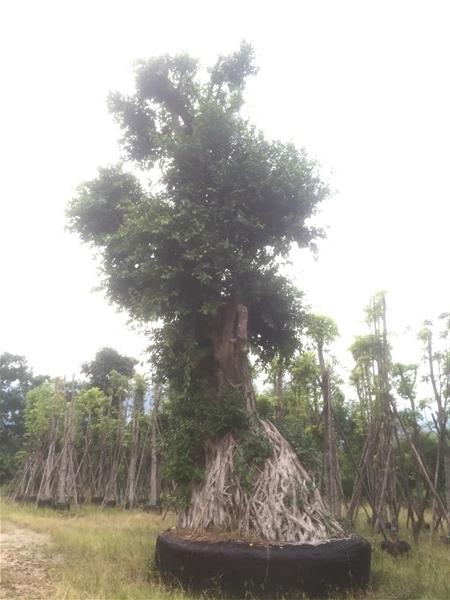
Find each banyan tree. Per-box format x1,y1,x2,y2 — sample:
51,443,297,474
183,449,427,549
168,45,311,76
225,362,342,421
68,43,370,593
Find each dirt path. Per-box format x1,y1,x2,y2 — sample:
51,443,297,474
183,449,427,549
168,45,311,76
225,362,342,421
0,520,58,599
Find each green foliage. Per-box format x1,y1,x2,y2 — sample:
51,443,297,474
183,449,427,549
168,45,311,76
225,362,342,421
161,384,248,505
392,363,418,402
0,353,30,480
68,47,324,338
255,391,275,420
24,382,66,449
258,350,328,475
395,429,441,495
419,314,450,403
81,347,137,394
286,351,321,420
260,344,357,489
67,48,324,365
74,386,109,443
133,374,147,413
67,44,328,496
364,290,388,326
0,353,48,481
350,334,384,366
233,425,273,492
0,452,20,485
349,332,387,418
279,417,323,474
305,314,338,349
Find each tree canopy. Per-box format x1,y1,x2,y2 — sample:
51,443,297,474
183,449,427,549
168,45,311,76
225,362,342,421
81,347,137,394
68,43,327,378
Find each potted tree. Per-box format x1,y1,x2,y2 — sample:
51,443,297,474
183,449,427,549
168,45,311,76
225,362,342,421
68,43,370,596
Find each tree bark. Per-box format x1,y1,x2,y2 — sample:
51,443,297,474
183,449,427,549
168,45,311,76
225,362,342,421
37,417,58,504
212,300,256,413
390,397,449,528
317,343,342,520
149,386,161,507
426,331,450,535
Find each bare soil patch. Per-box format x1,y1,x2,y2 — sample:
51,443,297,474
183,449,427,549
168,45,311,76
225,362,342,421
164,526,269,545
0,520,59,599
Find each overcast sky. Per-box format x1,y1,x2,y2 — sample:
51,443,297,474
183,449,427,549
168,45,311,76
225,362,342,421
1,0,448,387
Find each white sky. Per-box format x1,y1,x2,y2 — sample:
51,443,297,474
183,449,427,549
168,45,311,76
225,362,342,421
1,0,449,390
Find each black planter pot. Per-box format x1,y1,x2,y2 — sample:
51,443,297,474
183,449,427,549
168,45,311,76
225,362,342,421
155,530,371,598
104,499,117,508
144,502,162,513
54,501,71,511
36,498,53,508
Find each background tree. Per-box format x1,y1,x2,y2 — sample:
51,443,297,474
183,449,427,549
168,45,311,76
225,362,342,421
348,293,398,531
391,362,430,538
124,374,147,508
260,347,349,491
0,352,48,482
81,347,137,395
306,314,343,518
419,314,450,534
68,43,344,543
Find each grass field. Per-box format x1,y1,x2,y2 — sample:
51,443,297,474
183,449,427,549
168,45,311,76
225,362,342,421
1,497,449,599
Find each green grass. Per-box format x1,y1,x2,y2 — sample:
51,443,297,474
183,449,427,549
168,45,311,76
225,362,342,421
1,497,449,599
355,517,449,600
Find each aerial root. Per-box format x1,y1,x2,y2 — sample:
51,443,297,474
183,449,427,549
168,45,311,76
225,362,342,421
180,418,345,544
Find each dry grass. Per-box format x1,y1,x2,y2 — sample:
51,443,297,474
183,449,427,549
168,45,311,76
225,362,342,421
1,497,186,599
1,495,449,599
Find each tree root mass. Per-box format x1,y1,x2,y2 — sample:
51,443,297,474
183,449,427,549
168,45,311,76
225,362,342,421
180,419,345,544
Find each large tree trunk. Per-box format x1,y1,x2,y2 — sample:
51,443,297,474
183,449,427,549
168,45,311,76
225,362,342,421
180,300,344,544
